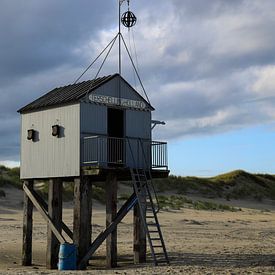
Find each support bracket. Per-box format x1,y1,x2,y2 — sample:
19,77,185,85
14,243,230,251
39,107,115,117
23,183,67,244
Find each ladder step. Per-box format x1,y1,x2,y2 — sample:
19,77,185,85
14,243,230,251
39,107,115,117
134,175,146,179
133,176,145,179
152,245,163,248
147,223,158,227
156,260,169,264
149,230,159,233
150,238,161,241
146,216,155,218
135,182,147,185
154,253,166,256
134,178,146,181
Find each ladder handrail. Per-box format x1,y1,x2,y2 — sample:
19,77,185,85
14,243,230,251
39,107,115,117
138,139,160,213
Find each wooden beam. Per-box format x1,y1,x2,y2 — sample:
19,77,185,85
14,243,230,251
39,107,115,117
73,176,92,270
133,186,146,264
106,172,118,268
78,193,137,270
46,179,63,269
22,180,34,266
31,189,73,240
23,184,66,244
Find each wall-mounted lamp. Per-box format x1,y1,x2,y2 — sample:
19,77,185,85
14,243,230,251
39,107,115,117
27,129,35,141
52,125,60,137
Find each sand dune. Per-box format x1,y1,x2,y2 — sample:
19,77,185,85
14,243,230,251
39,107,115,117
1,186,275,274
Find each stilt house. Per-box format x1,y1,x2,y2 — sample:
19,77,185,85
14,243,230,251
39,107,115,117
19,73,167,178
18,73,169,269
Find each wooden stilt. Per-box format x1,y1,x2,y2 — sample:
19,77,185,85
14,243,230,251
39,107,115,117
133,189,146,264
106,172,117,268
73,175,92,270
46,178,63,269
22,180,34,266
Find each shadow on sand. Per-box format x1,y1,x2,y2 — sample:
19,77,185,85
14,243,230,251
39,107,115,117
168,252,275,268
87,252,275,270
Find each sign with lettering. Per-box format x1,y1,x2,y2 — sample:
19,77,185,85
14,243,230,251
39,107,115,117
89,94,146,110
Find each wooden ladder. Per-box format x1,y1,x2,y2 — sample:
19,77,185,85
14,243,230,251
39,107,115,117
130,168,169,265
128,137,169,265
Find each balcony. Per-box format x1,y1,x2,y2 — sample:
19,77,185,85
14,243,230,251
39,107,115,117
81,135,168,170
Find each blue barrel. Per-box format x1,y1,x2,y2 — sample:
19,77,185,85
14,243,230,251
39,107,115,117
58,243,77,270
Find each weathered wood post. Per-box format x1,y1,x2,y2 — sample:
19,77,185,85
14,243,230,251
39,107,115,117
46,179,63,269
22,179,34,266
73,175,92,269
133,188,146,263
106,172,117,268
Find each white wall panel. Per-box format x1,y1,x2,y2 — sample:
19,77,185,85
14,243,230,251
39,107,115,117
20,104,80,179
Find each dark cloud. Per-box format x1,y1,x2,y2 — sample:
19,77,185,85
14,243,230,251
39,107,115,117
0,0,116,83
0,0,117,162
1,0,275,161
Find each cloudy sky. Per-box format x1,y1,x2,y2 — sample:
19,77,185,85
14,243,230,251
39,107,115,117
1,0,275,176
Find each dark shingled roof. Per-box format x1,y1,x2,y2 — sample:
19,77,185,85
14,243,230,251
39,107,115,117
18,74,116,113
18,74,153,113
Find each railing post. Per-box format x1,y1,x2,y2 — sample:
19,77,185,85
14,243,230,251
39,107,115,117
137,139,139,168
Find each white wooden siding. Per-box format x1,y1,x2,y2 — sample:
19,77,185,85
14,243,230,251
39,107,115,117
20,104,80,179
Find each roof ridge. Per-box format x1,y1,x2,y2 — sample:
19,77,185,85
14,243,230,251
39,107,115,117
17,73,154,113
53,74,114,90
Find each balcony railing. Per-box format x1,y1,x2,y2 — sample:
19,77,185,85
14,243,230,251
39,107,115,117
81,136,168,170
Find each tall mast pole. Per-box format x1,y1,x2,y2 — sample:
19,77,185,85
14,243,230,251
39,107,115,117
118,0,125,103
119,0,122,76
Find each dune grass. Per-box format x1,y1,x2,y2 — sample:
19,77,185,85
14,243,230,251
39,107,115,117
154,170,275,201
0,165,21,189
1,165,275,204
35,181,106,203
157,195,240,211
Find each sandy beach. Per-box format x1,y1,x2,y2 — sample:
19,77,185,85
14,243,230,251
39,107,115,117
1,186,275,274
